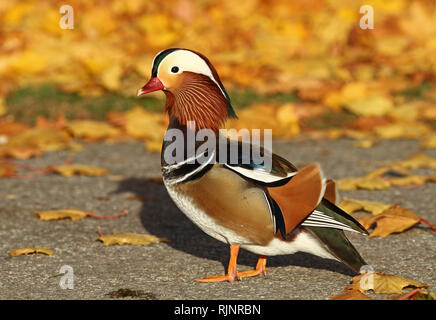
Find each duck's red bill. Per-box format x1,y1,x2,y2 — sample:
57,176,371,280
137,77,164,96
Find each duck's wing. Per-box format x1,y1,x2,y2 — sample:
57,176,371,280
218,138,368,238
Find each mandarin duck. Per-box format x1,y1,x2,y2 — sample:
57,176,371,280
137,48,368,282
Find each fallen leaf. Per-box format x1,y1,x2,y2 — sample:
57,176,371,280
0,127,72,159
421,133,436,149
50,164,109,177
386,175,428,187
97,233,168,246
345,95,394,117
126,195,157,201
330,288,374,300
0,98,6,116
332,271,429,300
339,198,392,215
67,120,121,141
359,205,421,237
0,161,16,177
35,209,89,221
8,248,54,256
0,121,29,137
337,176,391,191
351,139,377,148
364,165,411,179
395,153,436,169
373,122,432,139
353,272,428,295
123,106,166,140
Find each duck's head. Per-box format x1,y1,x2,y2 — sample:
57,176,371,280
137,48,237,131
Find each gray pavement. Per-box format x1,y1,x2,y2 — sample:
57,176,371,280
0,138,435,299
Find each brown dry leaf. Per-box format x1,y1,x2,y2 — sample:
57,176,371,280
0,161,16,177
0,121,29,137
337,176,391,191
353,272,428,295
97,233,168,246
50,164,108,177
332,271,428,299
35,209,89,221
359,205,421,237
339,198,391,215
8,248,54,256
67,120,121,141
330,288,374,300
419,104,436,121
348,116,391,132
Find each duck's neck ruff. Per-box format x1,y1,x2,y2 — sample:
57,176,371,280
164,72,228,132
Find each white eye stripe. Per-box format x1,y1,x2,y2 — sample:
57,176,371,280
157,49,227,99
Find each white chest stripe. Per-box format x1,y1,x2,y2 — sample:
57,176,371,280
166,150,216,185
163,152,205,172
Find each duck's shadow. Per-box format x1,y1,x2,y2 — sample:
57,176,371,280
116,177,355,277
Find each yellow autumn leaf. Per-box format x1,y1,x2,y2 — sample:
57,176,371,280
34,209,90,221
275,104,300,138
323,82,367,110
339,198,392,215
386,175,428,187
364,165,411,179
97,233,168,246
0,97,6,116
100,64,123,90
421,133,436,149
345,95,394,117
145,140,163,153
351,139,377,148
395,153,436,169
67,120,121,141
8,248,54,256
359,205,421,237
0,127,72,159
373,121,432,140
51,164,109,177
337,176,391,191
123,106,166,141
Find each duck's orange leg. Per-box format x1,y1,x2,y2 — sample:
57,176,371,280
196,244,241,283
196,246,267,283
237,255,267,278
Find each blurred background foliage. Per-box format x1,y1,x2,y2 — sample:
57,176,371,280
0,0,436,154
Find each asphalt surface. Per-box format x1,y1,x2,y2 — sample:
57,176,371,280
0,138,435,300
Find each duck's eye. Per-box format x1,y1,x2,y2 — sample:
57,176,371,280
171,66,179,73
